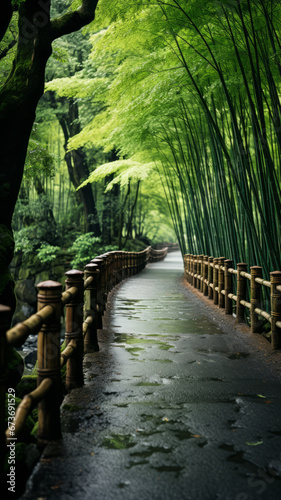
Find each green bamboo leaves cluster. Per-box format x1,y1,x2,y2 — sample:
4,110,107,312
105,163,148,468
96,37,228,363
50,0,281,272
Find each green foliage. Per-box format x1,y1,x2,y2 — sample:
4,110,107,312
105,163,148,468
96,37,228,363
78,157,155,191
57,0,281,272
36,243,61,264
70,233,118,269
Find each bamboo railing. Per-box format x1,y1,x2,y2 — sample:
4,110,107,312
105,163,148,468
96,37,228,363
184,254,281,350
0,246,168,462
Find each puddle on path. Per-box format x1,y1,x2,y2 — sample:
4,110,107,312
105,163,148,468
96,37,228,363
102,433,136,450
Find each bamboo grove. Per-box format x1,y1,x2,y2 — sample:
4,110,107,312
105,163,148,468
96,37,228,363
48,0,281,276
4,0,280,276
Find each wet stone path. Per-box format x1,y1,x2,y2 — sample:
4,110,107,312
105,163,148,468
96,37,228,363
23,252,281,500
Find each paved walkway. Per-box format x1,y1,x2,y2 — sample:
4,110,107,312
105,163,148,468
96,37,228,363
23,252,281,499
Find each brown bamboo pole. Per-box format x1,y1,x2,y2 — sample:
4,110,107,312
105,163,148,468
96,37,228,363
250,266,263,333
218,257,225,309
60,340,77,367
270,271,281,349
84,263,100,353
213,258,219,305
91,258,104,329
236,263,248,324
187,254,191,284
36,280,62,449
191,255,195,288
224,259,233,315
6,378,53,442
184,254,188,282
197,255,201,292
0,305,10,477
208,257,213,300
64,270,84,391
203,256,208,296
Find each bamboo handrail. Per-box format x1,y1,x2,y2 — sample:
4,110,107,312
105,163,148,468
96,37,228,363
184,254,281,349
240,299,251,309
60,340,77,367
254,308,272,323
61,286,78,305
240,271,251,280
82,315,94,339
5,378,53,442
256,278,271,288
84,275,94,290
6,304,55,347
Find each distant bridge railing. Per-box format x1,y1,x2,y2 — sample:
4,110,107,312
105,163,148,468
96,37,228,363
184,254,281,350
0,246,168,462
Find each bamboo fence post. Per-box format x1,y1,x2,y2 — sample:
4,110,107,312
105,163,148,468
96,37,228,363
91,258,104,329
208,257,213,300
224,259,233,315
37,280,62,448
192,255,196,288
195,255,199,289
236,263,248,323
65,270,84,391
250,266,263,333
186,254,190,283
270,271,281,350
199,255,204,291
133,252,137,275
185,254,190,283
122,252,126,279
203,255,208,296
0,305,10,475
84,263,100,353
125,252,129,278
218,257,225,309
213,257,219,305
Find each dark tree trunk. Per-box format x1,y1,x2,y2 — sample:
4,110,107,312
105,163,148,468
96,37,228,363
59,98,101,235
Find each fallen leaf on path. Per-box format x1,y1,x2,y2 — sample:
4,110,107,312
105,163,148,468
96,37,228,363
246,441,263,446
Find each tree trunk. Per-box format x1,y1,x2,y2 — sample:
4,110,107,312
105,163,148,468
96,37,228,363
59,98,101,235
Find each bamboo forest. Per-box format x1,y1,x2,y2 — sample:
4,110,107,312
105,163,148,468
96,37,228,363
1,0,281,310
